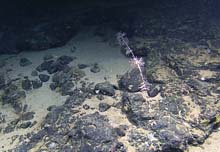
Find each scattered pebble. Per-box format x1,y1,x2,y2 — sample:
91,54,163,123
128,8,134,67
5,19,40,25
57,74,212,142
39,74,50,82
90,63,100,73
31,70,38,76
32,79,43,89
99,102,111,112
19,58,32,67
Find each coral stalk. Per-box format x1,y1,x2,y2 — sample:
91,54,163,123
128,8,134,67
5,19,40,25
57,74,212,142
117,32,150,92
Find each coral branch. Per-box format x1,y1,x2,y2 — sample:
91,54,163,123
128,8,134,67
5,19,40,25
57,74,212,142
117,32,150,93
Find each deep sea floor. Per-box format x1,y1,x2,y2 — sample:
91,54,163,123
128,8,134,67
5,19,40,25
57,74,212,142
0,2,220,151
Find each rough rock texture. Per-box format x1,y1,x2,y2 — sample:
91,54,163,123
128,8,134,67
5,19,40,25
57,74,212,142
118,68,146,92
0,73,5,89
19,58,32,67
39,74,50,82
21,78,32,90
36,55,74,74
1,84,26,113
94,81,115,96
32,79,43,89
13,89,126,152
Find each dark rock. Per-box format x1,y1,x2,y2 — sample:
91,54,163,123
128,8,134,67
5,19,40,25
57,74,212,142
121,93,154,127
32,79,43,89
3,119,19,134
19,58,32,67
64,90,86,107
74,112,119,151
23,76,29,79
62,65,71,73
162,55,195,77
70,46,77,53
47,105,57,111
21,112,35,121
16,20,79,52
70,67,86,81
19,121,32,129
21,79,32,90
60,145,74,152
114,142,127,152
147,84,161,97
52,72,65,84
43,106,65,125
159,97,187,115
22,104,28,112
213,86,220,94
52,71,72,86
31,70,38,76
162,147,183,152
199,63,220,71
90,63,100,73
49,82,58,91
115,127,126,137
47,61,67,74
187,79,206,90
31,130,47,143
0,73,5,89
4,124,15,133
118,68,148,92
13,98,122,152
83,104,90,110
114,101,123,109
57,55,73,65
51,67,84,90
10,119,20,126
43,54,54,61
157,122,190,152
96,94,104,100
60,81,74,95
2,84,26,113
39,74,50,82
36,60,54,72
186,78,210,95
37,56,74,74
0,113,6,124
30,121,37,128
78,63,89,69
202,77,220,83
207,39,220,53
13,102,24,114
99,102,111,112
94,82,115,96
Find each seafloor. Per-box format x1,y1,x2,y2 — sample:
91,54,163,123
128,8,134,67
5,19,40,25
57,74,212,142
0,1,220,152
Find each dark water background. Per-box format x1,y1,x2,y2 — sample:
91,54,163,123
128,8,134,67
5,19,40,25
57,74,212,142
0,0,220,54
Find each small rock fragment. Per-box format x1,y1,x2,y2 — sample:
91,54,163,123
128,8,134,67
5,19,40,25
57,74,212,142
21,78,32,90
99,102,111,112
90,63,100,73
39,74,50,82
19,58,32,67
32,79,43,89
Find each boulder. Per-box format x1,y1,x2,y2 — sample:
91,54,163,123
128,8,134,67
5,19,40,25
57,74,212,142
94,82,115,96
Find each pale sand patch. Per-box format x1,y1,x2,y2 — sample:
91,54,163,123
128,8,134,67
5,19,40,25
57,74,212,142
188,132,220,152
